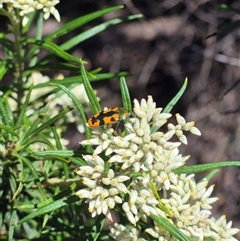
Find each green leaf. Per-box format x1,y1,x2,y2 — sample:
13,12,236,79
52,83,91,140
16,84,34,128
52,124,62,150
0,124,18,136
19,184,78,224
149,180,172,217
26,62,81,72
18,156,47,200
173,161,240,174
46,6,124,40
9,209,17,240
43,113,63,150
34,150,87,165
0,96,11,125
24,137,56,150
203,169,220,182
31,108,72,136
150,214,190,241
12,181,23,201
52,82,93,153
34,150,75,157
70,157,87,166
19,197,69,224
42,214,50,229
163,77,188,113
20,107,72,146
0,33,15,51
80,59,101,114
27,39,80,63
0,60,7,80
60,14,142,50
150,78,188,133
18,115,41,146
120,76,132,111
91,216,105,241
28,11,44,67
32,72,128,89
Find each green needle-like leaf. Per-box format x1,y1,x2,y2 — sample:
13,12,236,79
0,96,12,125
32,72,128,88
150,214,190,241
34,150,75,158
80,59,101,114
60,14,142,50
46,6,124,40
52,82,91,142
16,84,34,128
0,124,18,136
27,39,80,63
19,184,78,224
174,161,240,174
9,209,17,240
163,77,188,113
120,76,132,111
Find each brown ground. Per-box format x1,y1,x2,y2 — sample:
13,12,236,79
56,0,240,238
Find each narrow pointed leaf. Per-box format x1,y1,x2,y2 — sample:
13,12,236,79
174,161,240,174
34,150,75,157
27,39,80,63
163,78,188,113
61,14,142,50
120,76,132,111
52,83,91,141
0,96,11,125
0,124,18,136
32,72,128,89
16,84,34,127
46,6,124,40
80,60,101,114
19,184,78,224
150,214,190,241
27,108,72,137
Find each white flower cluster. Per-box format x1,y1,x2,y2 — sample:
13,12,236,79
0,0,60,25
76,96,239,240
76,154,130,221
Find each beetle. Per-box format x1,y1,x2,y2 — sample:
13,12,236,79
87,107,129,128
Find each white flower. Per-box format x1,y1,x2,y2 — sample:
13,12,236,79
167,113,201,144
0,0,60,26
110,223,147,241
75,154,130,221
81,96,200,173
157,174,239,240
122,183,161,226
77,96,239,240
210,215,239,241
